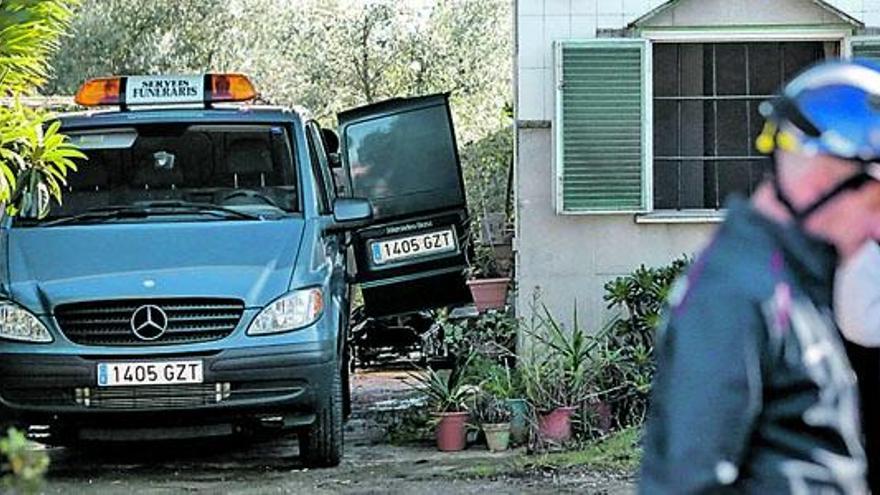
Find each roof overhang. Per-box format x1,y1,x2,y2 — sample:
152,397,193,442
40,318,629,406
628,0,863,29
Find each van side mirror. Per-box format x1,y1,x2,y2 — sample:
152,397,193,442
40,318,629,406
332,198,372,228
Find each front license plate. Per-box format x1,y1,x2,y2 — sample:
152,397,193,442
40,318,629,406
97,361,203,387
371,228,457,265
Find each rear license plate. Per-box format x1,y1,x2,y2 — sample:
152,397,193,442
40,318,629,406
371,228,457,265
97,361,203,387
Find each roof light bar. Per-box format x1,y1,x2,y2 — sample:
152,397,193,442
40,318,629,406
74,74,257,108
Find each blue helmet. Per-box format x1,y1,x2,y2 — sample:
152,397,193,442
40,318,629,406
758,59,880,222
759,58,880,164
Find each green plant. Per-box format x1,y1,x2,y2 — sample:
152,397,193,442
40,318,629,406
0,0,84,219
466,241,504,279
480,362,524,400
438,308,518,362
0,428,49,494
472,392,512,425
462,355,525,402
0,104,84,217
407,354,477,413
522,303,602,412
521,358,568,412
596,255,690,428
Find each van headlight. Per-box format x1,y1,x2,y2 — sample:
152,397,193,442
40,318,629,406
0,302,53,343
247,288,324,336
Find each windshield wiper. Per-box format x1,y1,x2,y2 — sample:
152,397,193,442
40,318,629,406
40,207,151,227
40,201,263,227
130,200,264,221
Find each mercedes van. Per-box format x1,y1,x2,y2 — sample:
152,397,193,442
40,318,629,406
0,74,471,467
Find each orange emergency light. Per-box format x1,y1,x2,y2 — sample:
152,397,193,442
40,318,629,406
207,74,257,103
74,77,122,106
74,74,257,108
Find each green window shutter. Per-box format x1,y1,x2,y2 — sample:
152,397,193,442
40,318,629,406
556,39,650,214
852,36,880,61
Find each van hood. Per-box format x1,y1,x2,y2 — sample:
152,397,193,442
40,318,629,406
5,218,305,313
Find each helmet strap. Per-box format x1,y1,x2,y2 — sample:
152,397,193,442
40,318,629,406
771,153,873,223
795,171,873,222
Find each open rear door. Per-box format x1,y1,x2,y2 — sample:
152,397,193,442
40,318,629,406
338,94,472,317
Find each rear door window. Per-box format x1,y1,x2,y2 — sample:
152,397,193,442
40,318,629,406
341,101,464,220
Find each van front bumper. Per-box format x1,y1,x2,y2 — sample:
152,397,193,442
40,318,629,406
0,342,337,440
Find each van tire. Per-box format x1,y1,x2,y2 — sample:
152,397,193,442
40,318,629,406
343,348,352,419
299,364,343,467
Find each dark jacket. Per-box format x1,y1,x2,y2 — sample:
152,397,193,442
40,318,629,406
639,198,867,494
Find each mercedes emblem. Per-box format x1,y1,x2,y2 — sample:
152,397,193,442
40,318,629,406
130,304,169,341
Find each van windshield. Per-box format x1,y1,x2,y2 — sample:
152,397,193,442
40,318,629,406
20,123,298,226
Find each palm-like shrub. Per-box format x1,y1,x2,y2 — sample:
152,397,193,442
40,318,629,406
522,304,599,411
598,255,690,428
408,354,477,413
0,0,83,218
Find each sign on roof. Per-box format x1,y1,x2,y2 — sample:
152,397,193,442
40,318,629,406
125,75,204,105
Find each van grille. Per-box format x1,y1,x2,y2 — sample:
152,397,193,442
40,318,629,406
75,383,230,409
1,380,303,410
55,298,244,346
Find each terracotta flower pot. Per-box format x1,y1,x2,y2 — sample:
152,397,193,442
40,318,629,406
506,398,529,445
466,277,510,312
435,411,469,451
482,423,511,452
538,406,576,443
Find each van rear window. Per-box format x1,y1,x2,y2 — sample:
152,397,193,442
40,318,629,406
344,105,463,219
39,124,298,222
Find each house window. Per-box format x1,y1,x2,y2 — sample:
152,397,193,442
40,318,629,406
652,42,833,210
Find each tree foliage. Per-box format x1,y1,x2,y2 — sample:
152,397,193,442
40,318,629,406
0,0,83,218
0,0,77,92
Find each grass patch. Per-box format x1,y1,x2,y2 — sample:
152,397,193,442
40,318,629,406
527,427,642,472
460,427,642,479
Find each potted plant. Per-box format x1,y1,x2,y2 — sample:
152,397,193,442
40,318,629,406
408,356,476,452
466,243,510,312
522,304,597,444
477,361,529,446
522,361,577,443
472,392,512,452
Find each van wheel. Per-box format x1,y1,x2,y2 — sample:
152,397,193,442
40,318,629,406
299,364,344,467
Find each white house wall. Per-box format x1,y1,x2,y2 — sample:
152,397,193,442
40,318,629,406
515,0,879,330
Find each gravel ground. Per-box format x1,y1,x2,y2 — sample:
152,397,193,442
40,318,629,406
39,372,636,494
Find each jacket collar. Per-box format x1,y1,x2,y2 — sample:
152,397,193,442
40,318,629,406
724,196,838,287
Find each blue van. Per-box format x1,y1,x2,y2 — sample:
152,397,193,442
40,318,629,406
0,75,471,467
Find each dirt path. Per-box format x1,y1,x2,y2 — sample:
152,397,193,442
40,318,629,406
39,372,636,494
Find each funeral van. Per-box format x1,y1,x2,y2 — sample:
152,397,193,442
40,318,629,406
0,74,471,467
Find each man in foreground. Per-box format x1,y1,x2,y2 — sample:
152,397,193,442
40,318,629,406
640,59,880,493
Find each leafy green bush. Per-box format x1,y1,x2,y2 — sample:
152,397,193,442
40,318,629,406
472,359,524,400
460,125,512,237
0,428,49,494
436,308,518,362
595,255,690,429
1,0,83,219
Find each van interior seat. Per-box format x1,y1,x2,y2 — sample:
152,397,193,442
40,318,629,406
62,153,113,214
225,137,275,188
